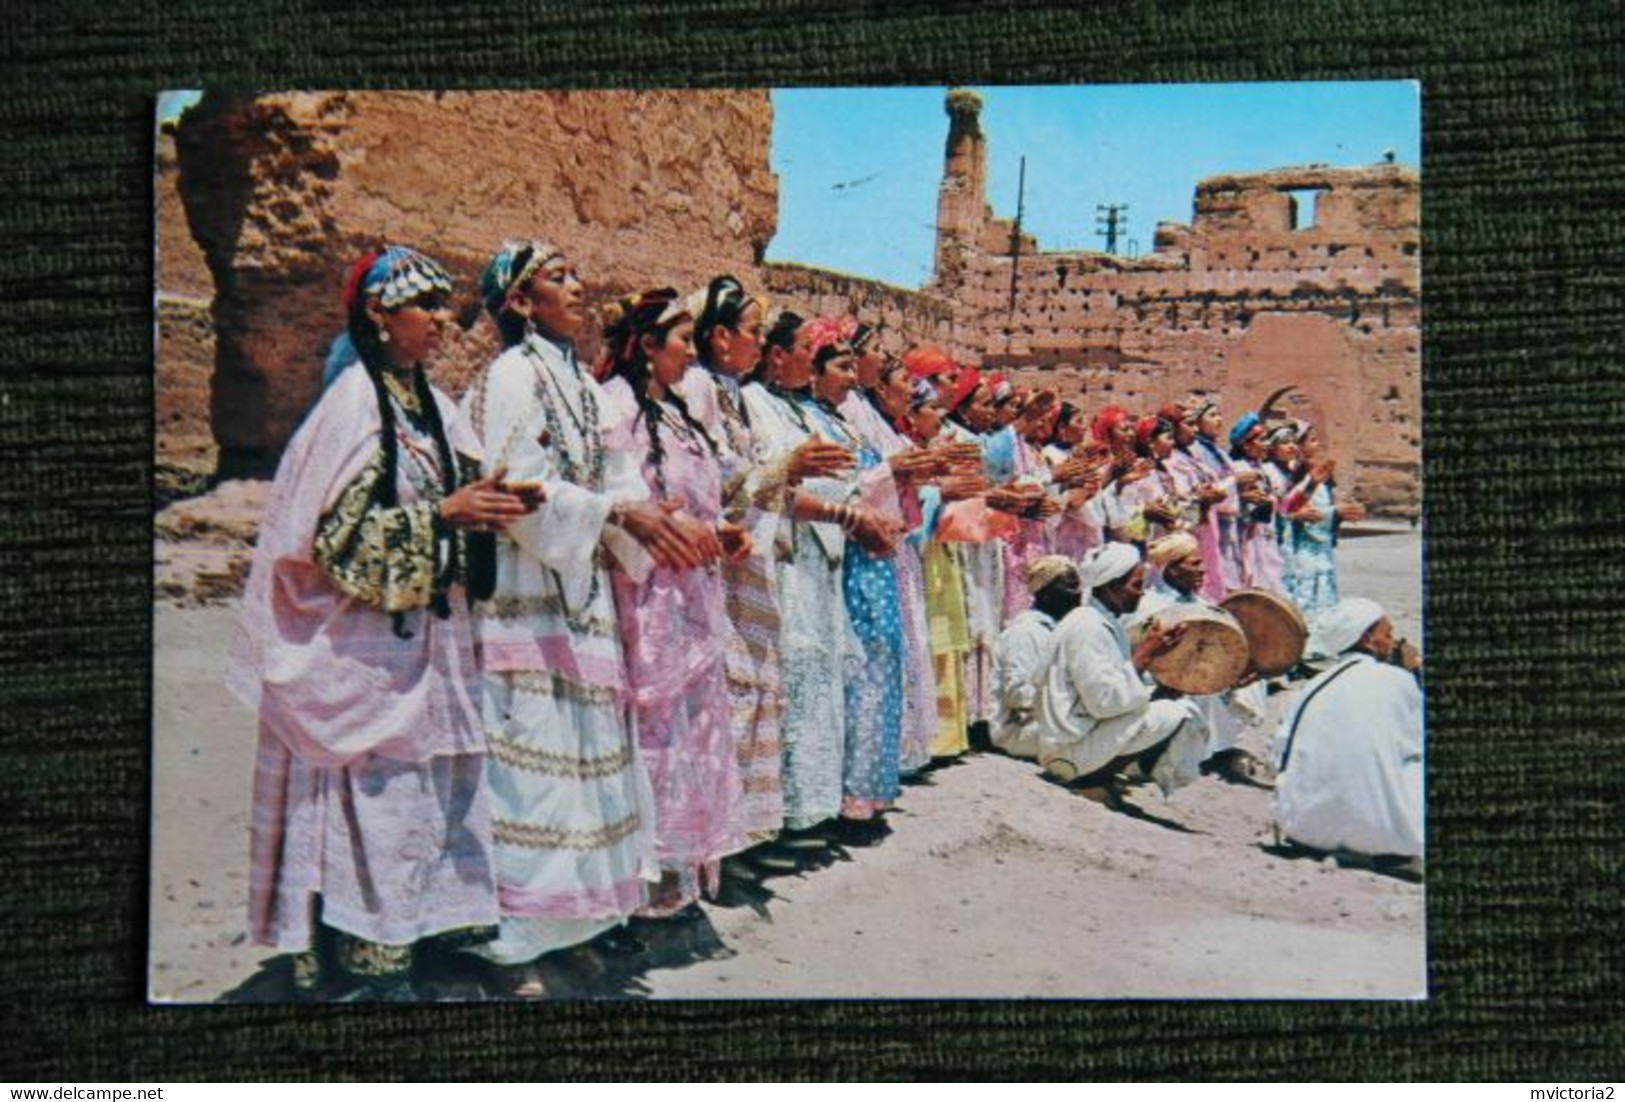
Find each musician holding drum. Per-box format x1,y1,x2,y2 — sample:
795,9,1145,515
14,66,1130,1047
1130,533,1271,786
1035,542,1212,806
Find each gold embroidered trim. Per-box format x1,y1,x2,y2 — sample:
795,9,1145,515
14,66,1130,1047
488,731,634,779
493,812,642,852
484,593,616,638
313,449,438,612
507,669,619,707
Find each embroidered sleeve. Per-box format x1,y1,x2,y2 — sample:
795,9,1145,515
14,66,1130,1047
313,450,441,612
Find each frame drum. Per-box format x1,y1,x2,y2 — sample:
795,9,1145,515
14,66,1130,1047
1137,605,1250,695
1220,588,1309,676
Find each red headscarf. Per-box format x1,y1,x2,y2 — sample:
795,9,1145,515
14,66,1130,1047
902,344,957,378
1134,414,1167,450
1091,404,1132,445
940,366,984,413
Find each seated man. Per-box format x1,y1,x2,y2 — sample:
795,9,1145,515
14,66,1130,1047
1272,597,1424,863
1132,533,1269,784
992,555,1082,759
1036,542,1210,803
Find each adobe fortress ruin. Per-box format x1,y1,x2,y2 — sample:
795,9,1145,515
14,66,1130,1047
160,88,1418,513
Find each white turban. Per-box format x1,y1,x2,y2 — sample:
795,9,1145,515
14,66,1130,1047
1317,597,1386,655
1078,541,1140,591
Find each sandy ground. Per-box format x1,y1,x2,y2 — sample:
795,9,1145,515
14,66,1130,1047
149,526,1424,1002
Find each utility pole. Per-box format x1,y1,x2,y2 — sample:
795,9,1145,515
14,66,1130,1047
1005,155,1026,354
1095,203,1128,255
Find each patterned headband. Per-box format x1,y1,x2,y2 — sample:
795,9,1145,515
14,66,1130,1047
341,245,453,312
480,239,563,317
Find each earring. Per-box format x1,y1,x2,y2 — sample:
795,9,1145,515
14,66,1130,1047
379,329,390,344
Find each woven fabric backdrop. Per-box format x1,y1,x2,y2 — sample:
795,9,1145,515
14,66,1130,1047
2,0,1622,1081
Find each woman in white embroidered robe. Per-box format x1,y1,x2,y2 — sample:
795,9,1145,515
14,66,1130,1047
462,241,718,969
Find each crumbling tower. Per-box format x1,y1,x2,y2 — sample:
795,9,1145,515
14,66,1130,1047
931,88,990,296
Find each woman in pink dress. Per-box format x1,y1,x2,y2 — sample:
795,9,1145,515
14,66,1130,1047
230,246,533,1000
600,288,750,915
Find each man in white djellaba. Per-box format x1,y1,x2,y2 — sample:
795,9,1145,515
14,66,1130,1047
1035,542,1210,805
1272,597,1424,862
991,555,1081,760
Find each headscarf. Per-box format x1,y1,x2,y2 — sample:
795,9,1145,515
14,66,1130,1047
802,315,852,367
1135,414,1174,451
908,376,939,412
902,344,957,378
688,274,755,367
1078,541,1141,591
1025,554,1078,595
1091,404,1133,445
1263,421,1301,449
324,244,454,389
1317,597,1385,655
479,238,562,322
1158,401,1191,426
603,287,687,368
1146,532,1199,568
940,366,984,414
1187,393,1220,424
1228,411,1263,455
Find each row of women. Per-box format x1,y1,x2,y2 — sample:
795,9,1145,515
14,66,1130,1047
228,241,1370,999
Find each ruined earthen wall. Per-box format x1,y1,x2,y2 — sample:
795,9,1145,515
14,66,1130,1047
155,132,217,482
760,262,968,360
941,140,1421,514
173,91,778,478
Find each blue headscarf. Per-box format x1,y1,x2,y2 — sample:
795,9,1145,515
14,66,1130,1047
323,245,453,390
1227,411,1262,457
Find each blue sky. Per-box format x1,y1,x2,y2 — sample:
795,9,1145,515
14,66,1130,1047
767,83,1420,288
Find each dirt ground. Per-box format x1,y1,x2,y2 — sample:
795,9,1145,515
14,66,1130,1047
149,525,1424,1002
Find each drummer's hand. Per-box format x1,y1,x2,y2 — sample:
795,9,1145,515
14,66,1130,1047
1393,638,1422,673
1132,619,1187,672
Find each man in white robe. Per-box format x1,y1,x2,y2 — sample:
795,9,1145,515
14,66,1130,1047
991,555,1081,759
1036,542,1210,802
1130,533,1269,784
1272,597,1424,861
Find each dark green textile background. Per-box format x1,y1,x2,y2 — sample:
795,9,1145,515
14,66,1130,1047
3,0,1621,1081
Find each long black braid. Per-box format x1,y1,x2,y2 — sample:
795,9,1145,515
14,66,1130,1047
347,294,460,636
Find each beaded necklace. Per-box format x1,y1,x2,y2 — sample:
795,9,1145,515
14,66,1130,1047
521,334,605,492
518,333,609,632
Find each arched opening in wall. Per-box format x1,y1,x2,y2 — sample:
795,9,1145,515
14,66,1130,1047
1222,311,1377,500
1284,188,1327,231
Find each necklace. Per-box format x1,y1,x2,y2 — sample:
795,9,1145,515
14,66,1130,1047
521,335,605,492
764,382,815,436
381,369,423,418
516,336,609,633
